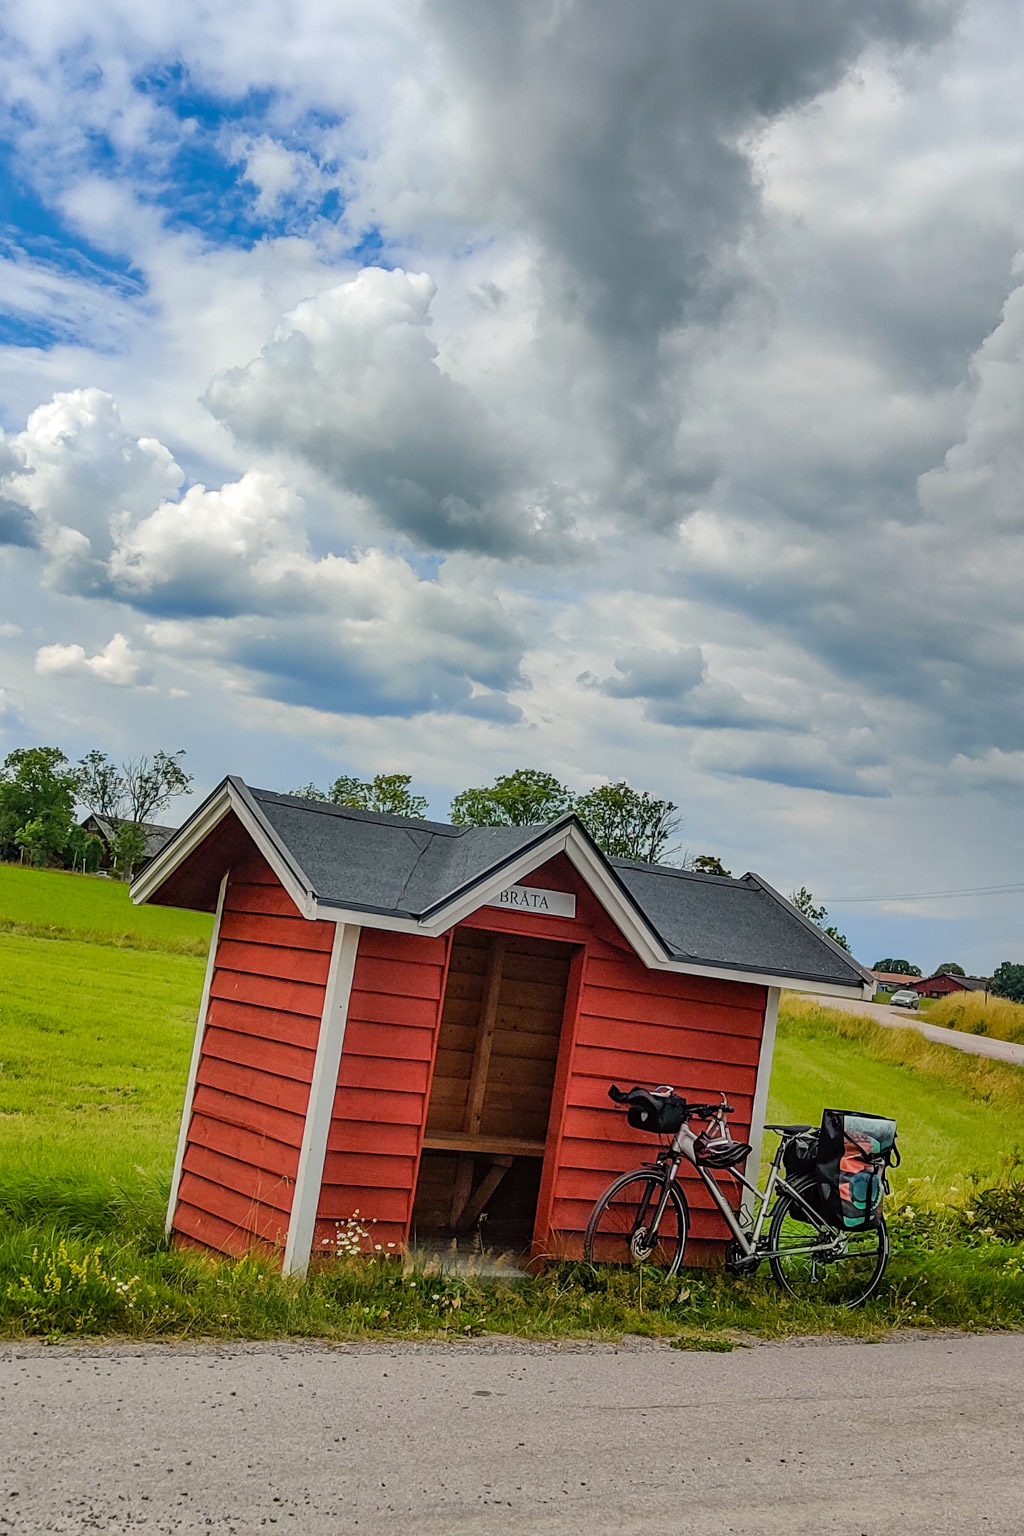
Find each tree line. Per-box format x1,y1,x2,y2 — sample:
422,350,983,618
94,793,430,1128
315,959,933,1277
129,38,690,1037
0,745,193,877
289,766,852,948
0,745,870,962
292,766,709,867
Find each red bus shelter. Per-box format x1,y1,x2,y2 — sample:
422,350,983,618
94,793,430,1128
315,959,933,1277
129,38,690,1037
133,779,873,1274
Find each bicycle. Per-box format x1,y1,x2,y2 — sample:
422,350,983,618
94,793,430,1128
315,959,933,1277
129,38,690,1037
582,1085,890,1308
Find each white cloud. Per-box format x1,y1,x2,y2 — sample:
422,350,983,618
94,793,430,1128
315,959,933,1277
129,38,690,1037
35,632,146,686
3,0,1024,977
206,266,575,558
0,389,183,592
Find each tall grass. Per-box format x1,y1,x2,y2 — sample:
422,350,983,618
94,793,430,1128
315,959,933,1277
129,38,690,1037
3,1215,1023,1343
929,990,1024,1045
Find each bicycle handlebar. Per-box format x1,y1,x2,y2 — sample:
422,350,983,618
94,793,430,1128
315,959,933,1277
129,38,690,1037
607,1085,734,1119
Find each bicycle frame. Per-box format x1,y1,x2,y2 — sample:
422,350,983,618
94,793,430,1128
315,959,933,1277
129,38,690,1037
653,1120,842,1263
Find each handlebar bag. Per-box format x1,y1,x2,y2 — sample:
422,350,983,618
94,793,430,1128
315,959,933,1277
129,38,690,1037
815,1110,899,1230
623,1088,688,1135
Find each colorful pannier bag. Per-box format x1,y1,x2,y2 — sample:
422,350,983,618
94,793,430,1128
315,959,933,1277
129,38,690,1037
815,1110,899,1231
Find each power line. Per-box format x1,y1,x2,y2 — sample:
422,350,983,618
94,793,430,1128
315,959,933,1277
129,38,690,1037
823,883,1024,904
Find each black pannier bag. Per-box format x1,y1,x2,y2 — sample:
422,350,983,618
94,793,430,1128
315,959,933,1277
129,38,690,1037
783,1130,819,1182
815,1109,899,1230
782,1131,824,1223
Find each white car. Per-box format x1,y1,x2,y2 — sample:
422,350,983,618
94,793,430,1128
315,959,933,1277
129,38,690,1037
889,988,920,1009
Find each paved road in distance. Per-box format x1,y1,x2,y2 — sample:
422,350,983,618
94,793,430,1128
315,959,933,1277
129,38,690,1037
796,991,1024,1067
2,1332,1022,1534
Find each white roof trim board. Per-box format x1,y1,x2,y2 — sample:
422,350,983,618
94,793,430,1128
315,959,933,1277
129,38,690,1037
132,778,875,1000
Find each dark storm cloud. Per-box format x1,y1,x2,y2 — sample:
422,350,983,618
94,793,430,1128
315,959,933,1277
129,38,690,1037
424,0,959,526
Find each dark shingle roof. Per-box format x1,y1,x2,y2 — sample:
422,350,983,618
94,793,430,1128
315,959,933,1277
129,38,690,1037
250,789,542,918
246,785,869,990
609,859,862,983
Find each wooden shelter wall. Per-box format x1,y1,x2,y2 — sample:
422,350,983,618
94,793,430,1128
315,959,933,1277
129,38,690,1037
548,955,765,1256
314,927,450,1254
172,849,333,1258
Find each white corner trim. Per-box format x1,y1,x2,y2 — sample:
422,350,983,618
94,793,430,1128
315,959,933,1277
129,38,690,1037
166,871,229,1236
282,923,361,1277
740,985,780,1225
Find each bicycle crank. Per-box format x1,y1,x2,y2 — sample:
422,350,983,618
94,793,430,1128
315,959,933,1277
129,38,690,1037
724,1240,759,1275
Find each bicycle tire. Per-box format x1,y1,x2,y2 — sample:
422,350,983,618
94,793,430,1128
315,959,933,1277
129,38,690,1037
582,1167,689,1276
767,1178,889,1308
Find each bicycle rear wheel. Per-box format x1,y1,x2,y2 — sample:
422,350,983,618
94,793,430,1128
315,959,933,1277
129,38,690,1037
767,1179,889,1308
583,1168,688,1276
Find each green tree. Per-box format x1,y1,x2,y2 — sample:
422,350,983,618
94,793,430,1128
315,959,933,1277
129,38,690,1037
75,749,129,819
290,783,329,802
872,958,922,977
990,962,1024,1003
292,773,429,819
688,854,732,877
450,769,575,829
575,782,679,864
936,961,966,976
0,746,78,864
791,886,850,952
14,818,52,867
111,820,149,881
62,823,103,873
77,748,193,825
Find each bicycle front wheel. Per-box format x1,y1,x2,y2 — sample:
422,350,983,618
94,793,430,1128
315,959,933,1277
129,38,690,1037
583,1168,689,1276
767,1179,889,1308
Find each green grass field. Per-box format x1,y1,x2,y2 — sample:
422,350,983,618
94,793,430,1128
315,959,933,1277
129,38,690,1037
1,864,1023,1340
0,862,212,954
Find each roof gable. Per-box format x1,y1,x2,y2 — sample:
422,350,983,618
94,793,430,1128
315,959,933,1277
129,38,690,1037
132,777,874,997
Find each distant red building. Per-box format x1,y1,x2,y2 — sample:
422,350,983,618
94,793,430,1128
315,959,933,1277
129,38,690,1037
911,973,988,999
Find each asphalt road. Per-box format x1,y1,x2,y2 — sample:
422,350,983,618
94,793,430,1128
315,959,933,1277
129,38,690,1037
798,993,1024,1067
2,1332,1022,1535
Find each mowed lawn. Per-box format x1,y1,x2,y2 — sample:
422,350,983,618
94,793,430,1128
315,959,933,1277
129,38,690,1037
772,998,1024,1194
0,867,207,1220
1,933,204,1196
0,862,212,952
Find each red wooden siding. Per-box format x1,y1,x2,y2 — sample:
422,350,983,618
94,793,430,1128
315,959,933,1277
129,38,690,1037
172,847,334,1259
313,928,450,1255
173,840,771,1271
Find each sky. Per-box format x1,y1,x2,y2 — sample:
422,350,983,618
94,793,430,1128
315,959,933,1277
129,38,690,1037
1,0,1023,974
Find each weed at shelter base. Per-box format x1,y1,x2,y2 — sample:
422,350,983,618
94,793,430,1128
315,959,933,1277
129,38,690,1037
132,778,875,1275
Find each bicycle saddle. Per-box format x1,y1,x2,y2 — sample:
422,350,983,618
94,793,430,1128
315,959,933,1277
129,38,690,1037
764,1123,813,1135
